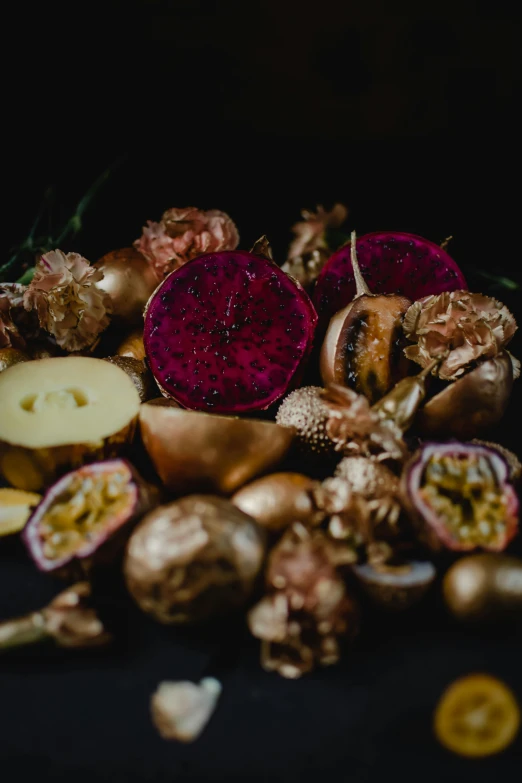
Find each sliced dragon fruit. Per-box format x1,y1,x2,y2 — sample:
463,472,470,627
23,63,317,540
313,231,467,327
143,251,317,414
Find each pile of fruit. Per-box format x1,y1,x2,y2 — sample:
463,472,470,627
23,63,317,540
1,205,520,747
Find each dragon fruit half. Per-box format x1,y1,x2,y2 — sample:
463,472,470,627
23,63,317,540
143,250,318,414
313,231,467,328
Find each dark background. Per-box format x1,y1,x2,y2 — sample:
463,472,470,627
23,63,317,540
2,2,522,782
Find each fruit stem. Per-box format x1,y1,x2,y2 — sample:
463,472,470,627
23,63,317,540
0,611,49,651
350,231,372,298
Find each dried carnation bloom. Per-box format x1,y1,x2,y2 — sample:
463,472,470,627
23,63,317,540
323,384,407,464
151,678,222,742
248,523,358,679
134,207,239,279
282,204,348,288
403,290,518,381
23,250,111,352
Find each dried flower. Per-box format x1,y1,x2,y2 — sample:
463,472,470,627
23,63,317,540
23,250,111,352
323,384,407,464
151,678,222,742
248,524,358,679
282,204,348,288
0,583,111,651
403,290,518,381
134,207,239,279
0,283,39,349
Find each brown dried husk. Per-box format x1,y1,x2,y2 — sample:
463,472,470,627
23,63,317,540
248,524,358,678
124,496,266,624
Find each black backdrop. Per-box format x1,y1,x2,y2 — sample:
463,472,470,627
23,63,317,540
2,2,522,781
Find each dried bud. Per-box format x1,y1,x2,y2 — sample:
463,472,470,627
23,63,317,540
323,384,407,464
403,291,518,381
151,678,222,742
282,204,348,288
248,524,358,678
41,583,111,647
0,582,111,651
124,496,266,624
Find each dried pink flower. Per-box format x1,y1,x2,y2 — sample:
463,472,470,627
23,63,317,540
282,204,348,288
403,290,518,381
23,250,111,352
134,207,239,279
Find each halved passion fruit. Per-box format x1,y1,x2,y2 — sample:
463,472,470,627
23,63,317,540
403,442,519,552
23,459,152,572
0,357,140,490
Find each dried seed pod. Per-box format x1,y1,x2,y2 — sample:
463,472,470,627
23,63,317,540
0,347,31,374
94,248,159,326
23,459,152,573
151,678,222,742
139,399,294,494
351,560,436,610
124,496,266,624
0,582,111,651
0,357,140,491
416,353,514,439
442,553,522,622
103,356,157,402
402,442,519,552
0,488,41,537
231,472,321,531
371,359,439,432
116,329,146,361
331,456,403,542
275,386,334,457
248,524,359,679
320,231,411,403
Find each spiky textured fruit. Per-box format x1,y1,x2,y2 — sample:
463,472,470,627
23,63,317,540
143,250,317,414
313,232,467,329
276,386,333,456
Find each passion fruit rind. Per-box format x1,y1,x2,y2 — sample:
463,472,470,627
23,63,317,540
23,459,153,573
402,442,519,553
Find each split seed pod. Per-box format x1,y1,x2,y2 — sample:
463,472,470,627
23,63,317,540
0,357,140,491
415,353,514,439
402,442,519,552
231,473,321,531
139,399,294,494
94,248,159,326
320,231,411,403
23,459,154,573
443,553,522,622
124,495,266,624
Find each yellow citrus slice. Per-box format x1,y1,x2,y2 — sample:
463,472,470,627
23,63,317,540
434,673,520,757
0,488,41,537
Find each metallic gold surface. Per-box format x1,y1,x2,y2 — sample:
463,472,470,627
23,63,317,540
139,400,294,494
232,473,320,531
95,248,158,326
443,554,522,622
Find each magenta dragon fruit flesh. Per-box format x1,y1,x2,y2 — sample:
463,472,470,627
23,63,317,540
143,250,318,414
313,231,467,328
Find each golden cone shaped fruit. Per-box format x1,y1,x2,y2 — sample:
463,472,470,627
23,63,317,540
95,248,159,326
139,399,294,495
